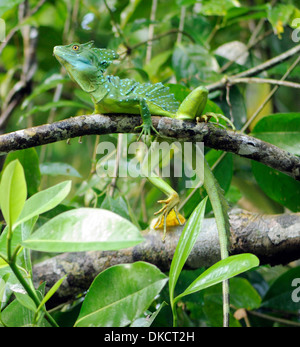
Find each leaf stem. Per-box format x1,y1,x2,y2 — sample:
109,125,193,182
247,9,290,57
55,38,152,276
8,261,59,327
5,223,58,327
202,158,230,326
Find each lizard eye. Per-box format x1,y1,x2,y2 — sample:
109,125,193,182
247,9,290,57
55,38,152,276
72,45,79,51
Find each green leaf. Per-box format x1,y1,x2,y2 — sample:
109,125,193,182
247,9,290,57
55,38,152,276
144,50,173,81
36,275,67,314
252,161,300,212
130,301,168,327
267,4,295,29
169,197,208,306
229,277,261,310
0,298,50,327
251,113,300,155
3,148,41,196
197,0,242,16
21,100,92,119
0,0,24,17
21,74,69,109
172,43,220,85
0,273,10,306
261,266,300,312
174,254,259,303
74,262,168,327
22,208,144,252
14,181,72,229
40,162,81,177
203,284,241,327
14,292,36,312
0,160,27,227
216,85,247,129
100,195,131,221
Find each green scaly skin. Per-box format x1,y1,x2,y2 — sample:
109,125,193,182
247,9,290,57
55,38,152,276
53,41,233,239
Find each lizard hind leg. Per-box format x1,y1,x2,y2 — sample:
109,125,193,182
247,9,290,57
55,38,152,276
153,192,185,240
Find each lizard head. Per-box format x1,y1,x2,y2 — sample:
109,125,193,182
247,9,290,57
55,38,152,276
53,41,119,92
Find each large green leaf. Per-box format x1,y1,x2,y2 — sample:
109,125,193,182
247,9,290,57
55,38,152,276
174,254,259,303
252,161,300,211
21,74,69,109
0,0,24,17
22,100,92,119
39,162,81,178
3,148,41,196
0,160,27,227
261,266,300,312
0,297,50,327
229,277,261,310
74,262,168,327
22,208,144,252
251,113,300,211
172,43,220,85
169,197,207,307
14,181,72,229
251,113,300,155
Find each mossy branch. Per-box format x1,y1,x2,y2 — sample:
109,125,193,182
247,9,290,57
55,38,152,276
0,114,299,181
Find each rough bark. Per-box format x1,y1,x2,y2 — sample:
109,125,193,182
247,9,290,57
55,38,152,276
1,114,300,181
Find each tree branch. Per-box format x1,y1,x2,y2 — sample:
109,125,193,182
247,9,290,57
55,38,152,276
33,211,300,306
0,113,299,181
207,44,300,92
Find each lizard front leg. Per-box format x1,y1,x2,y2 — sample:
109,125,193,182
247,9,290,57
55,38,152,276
134,98,160,141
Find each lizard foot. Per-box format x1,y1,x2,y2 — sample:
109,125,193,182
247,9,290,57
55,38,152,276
135,122,160,142
152,192,185,240
197,112,235,130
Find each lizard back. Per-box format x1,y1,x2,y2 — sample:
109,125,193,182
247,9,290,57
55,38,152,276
105,75,180,114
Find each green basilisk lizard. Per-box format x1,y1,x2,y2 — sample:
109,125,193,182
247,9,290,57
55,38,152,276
54,41,233,325
53,41,233,233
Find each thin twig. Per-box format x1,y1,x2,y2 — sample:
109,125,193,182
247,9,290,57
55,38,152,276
241,55,300,132
0,3,39,131
247,310,300,327
122,29,195,56
208,44,300,92
227,76,300,89
219,29,273,73
176,6,186,44
0,0,46,55
146,0,157,64
103,0,130,49
109,133,123,197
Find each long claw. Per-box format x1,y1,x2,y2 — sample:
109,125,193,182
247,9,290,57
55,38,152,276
153,192,182,240
134,123,159,143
